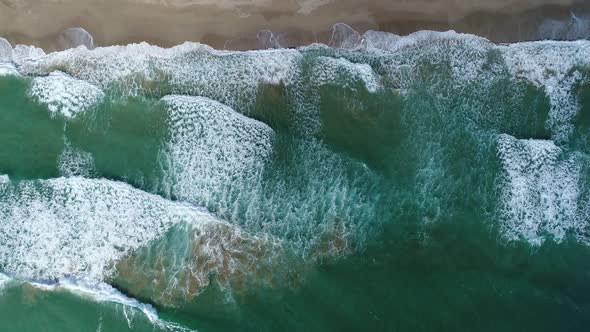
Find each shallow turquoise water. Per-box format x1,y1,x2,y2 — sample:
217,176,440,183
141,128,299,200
0,31,589,331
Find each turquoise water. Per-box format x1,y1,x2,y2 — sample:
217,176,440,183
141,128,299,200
0,31,589,331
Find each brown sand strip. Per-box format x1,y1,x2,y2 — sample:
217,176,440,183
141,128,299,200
0,0,588,51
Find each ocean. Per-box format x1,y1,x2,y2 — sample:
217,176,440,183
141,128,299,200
0,29,589,331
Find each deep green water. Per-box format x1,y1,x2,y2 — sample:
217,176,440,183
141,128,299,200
0,31,589,331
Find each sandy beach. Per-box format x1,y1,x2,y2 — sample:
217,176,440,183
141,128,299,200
0,0,588,51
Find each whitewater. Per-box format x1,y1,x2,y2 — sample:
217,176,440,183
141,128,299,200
0,25,589,331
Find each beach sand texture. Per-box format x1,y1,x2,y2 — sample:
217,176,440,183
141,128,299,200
0,0,588,50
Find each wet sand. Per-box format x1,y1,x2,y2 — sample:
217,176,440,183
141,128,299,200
0,0,588,51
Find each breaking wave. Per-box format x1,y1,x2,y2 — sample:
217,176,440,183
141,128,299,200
0,25,589,330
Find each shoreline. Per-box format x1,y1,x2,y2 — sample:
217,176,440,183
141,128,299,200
0,1,589,52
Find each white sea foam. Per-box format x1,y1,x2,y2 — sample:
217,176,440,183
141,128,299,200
501,41,590,142
0,272,13,294
28,278,193,331
362,30,590,107
19,42,191,89
29,71,105,118
58,140,96,177
12,37,393,127
158,47,301,111
0,63,18,76
161,95,274,209
12,44,45,66
363,30,590,142
497,134,588,245
0,173,286,308
0,176,221,281
313,56,382,93
0,174,9,184
7,30,589,253
364,29,491,55
159,96,370,255
30,279,159,321
18,42,301,112
0,37,13,62
363,30,497,89
363,30,402,52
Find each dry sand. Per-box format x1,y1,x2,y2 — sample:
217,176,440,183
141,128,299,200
0,0,588,51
